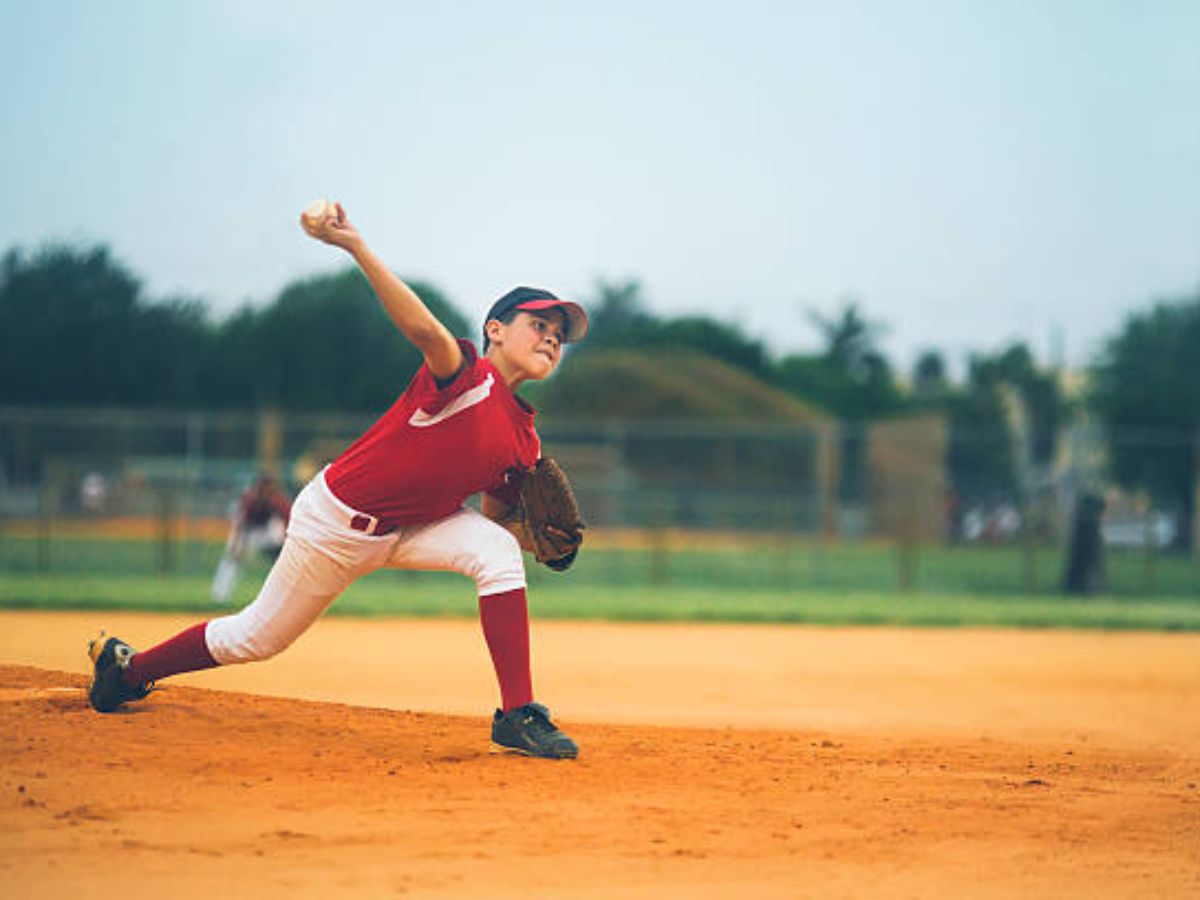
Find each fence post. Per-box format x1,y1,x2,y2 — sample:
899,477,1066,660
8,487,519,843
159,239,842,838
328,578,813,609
647,493,671,585
257,408,283,478
37,481,52,574
817,424,839,539
156,486,176,576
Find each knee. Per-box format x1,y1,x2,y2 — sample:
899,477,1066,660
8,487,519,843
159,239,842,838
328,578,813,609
205,612,295,665
462,526,525,594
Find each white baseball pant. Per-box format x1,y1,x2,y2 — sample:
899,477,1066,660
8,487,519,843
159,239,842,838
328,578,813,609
205,469,525,665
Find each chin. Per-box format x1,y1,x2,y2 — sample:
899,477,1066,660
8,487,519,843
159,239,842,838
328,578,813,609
526,358,556,380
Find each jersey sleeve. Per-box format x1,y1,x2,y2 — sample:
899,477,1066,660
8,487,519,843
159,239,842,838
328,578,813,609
409,339,481,415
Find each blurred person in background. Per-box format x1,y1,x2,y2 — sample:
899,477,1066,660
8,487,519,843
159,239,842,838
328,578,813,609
211,473,292,605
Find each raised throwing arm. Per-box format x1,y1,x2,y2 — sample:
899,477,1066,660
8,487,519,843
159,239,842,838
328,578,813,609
301,201,463,380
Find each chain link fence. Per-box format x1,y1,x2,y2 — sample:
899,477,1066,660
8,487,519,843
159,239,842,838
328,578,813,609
0,406,1196,596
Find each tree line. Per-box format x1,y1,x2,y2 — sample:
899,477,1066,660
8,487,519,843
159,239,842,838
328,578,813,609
0,244,467,411
2,241,1197,549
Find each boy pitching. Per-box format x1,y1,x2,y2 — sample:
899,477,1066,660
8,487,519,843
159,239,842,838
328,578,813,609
87,202,588,759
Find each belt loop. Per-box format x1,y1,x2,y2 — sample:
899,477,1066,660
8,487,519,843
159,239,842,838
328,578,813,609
350,513,378,534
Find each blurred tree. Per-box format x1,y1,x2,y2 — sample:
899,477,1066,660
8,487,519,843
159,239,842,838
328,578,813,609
587,277,649,337
771,303,904,504
809,304,887,382
928,341,1067,532
912,350,948,400
1090,291,1200,552
580,277,772,379
0,240,469,412
654,318,772,380
214,268,470,412
126,296,213,406
0,243,210,406
945,355,1019,511
774,303,904,420
976,343,1066,468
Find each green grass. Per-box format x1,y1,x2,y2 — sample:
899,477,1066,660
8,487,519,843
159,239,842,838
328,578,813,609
2,532,1197,596
1,531,1196,631
2,570,1198,632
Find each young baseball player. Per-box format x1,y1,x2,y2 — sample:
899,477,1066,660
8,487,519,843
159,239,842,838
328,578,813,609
210,473,292,605
87,202,588,760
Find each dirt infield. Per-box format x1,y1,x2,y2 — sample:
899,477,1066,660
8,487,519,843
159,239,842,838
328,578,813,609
1,612,1198,898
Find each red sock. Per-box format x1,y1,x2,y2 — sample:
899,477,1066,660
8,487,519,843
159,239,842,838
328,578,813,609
479,587,534,712
121,622,218,689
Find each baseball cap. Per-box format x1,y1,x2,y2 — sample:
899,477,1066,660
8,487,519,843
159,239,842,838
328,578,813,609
482,287,589,348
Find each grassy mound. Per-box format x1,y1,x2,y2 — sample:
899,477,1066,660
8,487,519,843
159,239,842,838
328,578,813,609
532,348,829,423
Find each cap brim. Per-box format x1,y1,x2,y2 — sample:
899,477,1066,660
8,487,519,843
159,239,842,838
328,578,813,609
514,299,589,343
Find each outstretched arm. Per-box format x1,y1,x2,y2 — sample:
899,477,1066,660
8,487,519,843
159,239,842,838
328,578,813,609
302,202,463,380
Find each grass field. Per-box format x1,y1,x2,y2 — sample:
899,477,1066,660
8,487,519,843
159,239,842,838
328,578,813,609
1,531,1197,631
2,528,1198,592
3,573,1199,631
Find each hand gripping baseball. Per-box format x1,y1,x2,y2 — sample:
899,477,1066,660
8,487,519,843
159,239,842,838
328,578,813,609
300,199,361,251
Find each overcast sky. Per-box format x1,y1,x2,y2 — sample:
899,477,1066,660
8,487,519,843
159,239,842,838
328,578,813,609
2,0,1197,373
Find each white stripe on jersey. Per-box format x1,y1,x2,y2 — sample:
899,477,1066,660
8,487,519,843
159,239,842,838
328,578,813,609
407,373,495,428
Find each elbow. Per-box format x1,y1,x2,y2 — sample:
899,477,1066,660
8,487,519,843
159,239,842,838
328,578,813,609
403,319,444,349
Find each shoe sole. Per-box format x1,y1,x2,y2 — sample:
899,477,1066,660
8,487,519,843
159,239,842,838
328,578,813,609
489,741,578,760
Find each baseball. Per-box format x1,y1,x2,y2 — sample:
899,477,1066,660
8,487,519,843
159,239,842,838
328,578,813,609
301,198,335,234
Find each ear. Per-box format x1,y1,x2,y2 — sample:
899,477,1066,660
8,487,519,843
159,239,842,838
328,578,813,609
485,319,506,346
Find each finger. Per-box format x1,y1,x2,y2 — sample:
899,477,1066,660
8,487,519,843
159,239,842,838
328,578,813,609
334,202,346,224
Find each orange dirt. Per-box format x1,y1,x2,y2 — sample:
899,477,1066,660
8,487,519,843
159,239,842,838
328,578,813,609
1,611,1198,898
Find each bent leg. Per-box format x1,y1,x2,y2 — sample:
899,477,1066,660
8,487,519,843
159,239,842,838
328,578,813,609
205,534,364,664
112,474,394,694
387,507,525,594
387,508,532,710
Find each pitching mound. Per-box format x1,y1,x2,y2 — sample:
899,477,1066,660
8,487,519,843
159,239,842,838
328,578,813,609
2,658,1197,898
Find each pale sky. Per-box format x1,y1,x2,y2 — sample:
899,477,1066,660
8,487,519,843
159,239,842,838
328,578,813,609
2,0,1197,373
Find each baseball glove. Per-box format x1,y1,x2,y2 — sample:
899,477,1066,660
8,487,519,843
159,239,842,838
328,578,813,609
507,458,584,571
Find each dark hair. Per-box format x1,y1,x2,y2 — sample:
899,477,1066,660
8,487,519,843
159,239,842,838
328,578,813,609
482,308,518,352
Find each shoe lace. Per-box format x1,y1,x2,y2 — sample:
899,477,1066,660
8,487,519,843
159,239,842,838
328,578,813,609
518,704,560,738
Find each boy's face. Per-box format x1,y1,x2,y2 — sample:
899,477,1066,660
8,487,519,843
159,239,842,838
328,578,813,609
487,310,566,380
482,312,566,381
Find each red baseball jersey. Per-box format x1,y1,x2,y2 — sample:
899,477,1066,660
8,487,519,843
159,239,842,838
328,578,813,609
325,340,539,526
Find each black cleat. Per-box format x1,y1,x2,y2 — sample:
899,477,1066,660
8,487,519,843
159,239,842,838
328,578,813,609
491,702,579,759
87,633,152,713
